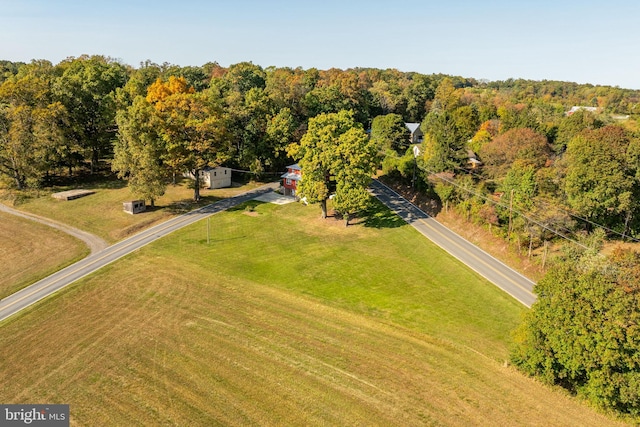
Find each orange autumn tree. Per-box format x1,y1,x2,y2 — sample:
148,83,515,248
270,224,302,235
145,76,195,105
146,76,231,201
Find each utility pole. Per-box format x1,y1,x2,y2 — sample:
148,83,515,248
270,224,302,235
207,217,210,245
411,144,420,190
412,158,417,189
542,240,549,270
508,189,514,240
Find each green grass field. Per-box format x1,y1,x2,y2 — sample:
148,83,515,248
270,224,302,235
6,178,265,243
0,211,88,299
0,200,628,425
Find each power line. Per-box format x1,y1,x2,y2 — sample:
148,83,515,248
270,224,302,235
423,167,591,250
230,168,285,175
450,164,640,244
450,165,579,238
534,197,640,243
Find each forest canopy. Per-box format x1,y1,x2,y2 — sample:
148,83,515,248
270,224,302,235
1,55,639,234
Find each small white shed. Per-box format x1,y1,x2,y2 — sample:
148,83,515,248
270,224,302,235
200,167,232,189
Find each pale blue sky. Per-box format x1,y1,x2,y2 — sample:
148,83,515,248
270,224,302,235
1,0,639,89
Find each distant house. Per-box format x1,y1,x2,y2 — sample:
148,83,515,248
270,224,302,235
405,123,424,144
281,163,302,197
185,167,232,189
566,106,599,116
467,149,482,169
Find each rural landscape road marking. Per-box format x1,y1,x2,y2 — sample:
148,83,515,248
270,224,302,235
370,179,537,307
0,183,279,323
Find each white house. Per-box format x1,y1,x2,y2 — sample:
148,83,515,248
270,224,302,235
187,167,232,189
566,106,599,116
405,123,424,144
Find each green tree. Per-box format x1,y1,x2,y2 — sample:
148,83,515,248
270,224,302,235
0,103,65,189
0,60,26,84
430,77,461,113
497,103,541,133
420,111,466,173
500,161,537,212
433,180,455,212
332,126,378,225
418,78,472,173
369,80,400,114
225,87,275,175
564,125,637,230
265,66,309,119
53,55,128,172
402,73,436,122
451,105,480,142
370,113,409,153
113,96,167,207
222,61,266,95
512,250,640,415
117,60,162,105
0,62,67,188
554,109,603,153
264,107,297,171
292,110,376,222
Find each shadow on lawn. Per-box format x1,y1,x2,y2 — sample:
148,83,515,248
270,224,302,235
227,200,264,213
165,195,223,214
363,199,406,229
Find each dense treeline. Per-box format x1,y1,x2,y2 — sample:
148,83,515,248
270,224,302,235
2,55,640,238
2,55,639,235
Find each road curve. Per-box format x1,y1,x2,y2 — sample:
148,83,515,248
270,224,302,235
0,203,109,254
370,179,537,307
0,183,279,323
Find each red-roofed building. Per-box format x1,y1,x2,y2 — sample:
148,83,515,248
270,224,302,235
281,163,302,197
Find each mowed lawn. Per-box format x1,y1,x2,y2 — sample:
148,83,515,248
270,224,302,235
0,201,626,426
9,178,265,243
0,212,88,299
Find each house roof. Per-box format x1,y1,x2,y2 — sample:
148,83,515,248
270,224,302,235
405,123,421,134
286,163,301,170
281,172,302,181
567,106,598,116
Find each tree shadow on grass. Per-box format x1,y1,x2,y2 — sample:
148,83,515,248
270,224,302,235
45,171,127,190
226,200,265,213
165,195,223,215
363,199,407,229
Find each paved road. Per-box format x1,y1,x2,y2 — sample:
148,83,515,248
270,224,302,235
370,180,537,307
0,203,108,254
0,183,279,323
